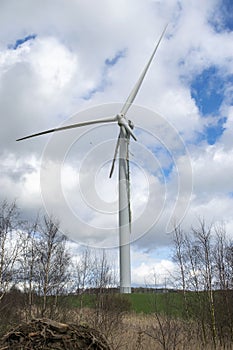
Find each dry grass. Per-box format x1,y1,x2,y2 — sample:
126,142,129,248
1,300,232,350
63,309,233,350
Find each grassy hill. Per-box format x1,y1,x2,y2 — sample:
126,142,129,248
67,291,185,317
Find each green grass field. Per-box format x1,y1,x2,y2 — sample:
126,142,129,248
67,292,185,317
127,292,184,316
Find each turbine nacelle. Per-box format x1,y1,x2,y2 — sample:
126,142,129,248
116,113,137,141
116,113,134,129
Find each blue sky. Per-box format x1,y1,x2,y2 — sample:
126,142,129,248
83,49,126,100
191,66,224,116
0,0,233,286
210,0,233,31
8,33,37,50
191,65,231,144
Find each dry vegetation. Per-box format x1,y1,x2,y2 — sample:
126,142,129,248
68,308,233,350
0,290,233,349
0,200,232,349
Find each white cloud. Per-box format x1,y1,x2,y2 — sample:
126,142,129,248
0,0,233,285
219,106,233,149
193,145,233,195
131,248,176,286
29,37,78,98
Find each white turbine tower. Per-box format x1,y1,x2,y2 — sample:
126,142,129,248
17,26,167,294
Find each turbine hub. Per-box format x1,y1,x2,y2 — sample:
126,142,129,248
117,113,124,119
117,113,125,126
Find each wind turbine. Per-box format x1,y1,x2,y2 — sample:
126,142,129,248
17,26,167,293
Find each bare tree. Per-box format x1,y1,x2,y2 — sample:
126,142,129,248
0,200,23,334
18,218,39,319
0,200,20,299
92,250,113,293
213,225,233,344
33,215,71,317
225,240,233,288
74,247,93,294
72,248,118,294
172,225,189,318
192,219,217,348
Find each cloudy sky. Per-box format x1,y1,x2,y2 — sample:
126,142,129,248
0,0,232,286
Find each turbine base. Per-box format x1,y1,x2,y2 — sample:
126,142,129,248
120,286,131,294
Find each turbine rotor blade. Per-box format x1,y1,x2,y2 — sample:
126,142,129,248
16,116,117,141
109,133,121,178
126,136,132,232
120,24,168,116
